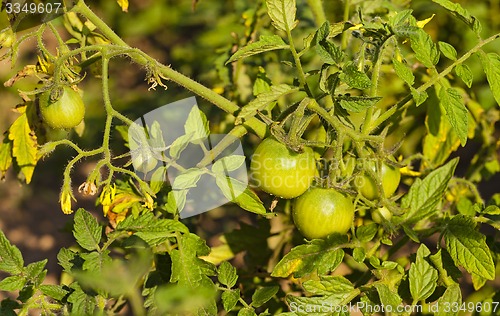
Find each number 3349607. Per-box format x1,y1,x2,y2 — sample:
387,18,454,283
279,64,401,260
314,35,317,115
5,2,62,14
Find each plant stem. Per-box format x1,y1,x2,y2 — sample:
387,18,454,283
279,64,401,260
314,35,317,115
72,0,266,137
369,31,500,133
306,0,326,27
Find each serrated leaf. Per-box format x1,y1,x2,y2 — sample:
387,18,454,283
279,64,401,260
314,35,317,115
271,235,346,278
432,0,481,34
375,283,402,310
222,289,240,311
0,138,13,179
435,283,461,316
212,155,246,175
238,307,257,316
409,244,438,302
67,283,97,316
39,284,69,300
340,63,371,90
116,0,128,12
478,52,500,106
73,208,102,251
236,84,297,124
338,96,381,113
316,40,344,65
172,168,205,190
265,0,298,32
438,41,457,60
218,261,238,288
252,286,278,307
409,27,440,68
393,58,415,86
0,230,24,274
170,233,215,288
454,64,473,88
184,107,209,141
57,248,78,273
302,275,354,297
24,259,47,286
444,215,495,280
116,212,188,246
402,158,458,223
227,35,288,64
169,132,194,160
0,275,26,291
411,88,428,106
356,223,377,242
439,88,468,146
81,251,111,273
8,112,37,183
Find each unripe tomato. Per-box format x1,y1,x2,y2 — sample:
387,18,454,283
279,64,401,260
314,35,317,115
372,206,392,224
250,138,316,199
356,161,400,200
132,149,158,174
293,188,354,239
39,86,85,129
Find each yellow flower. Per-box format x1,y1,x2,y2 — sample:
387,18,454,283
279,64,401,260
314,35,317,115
60,189,75,214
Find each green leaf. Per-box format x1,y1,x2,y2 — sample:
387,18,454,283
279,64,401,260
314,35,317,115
0,138,12,180
218,261,238,288
265,0,298,32
0,275,26,291
338,96,381,113
154,282,217,315
435,283,462,316
215,174,247,202
374,283,402,310
150,166,167,194
184,106,209,141
340,63,371,90
478,52,500,106
252,286,279,307
172,168,205,190
8,112,37,183
170,233,216,288
117,212,188,246
271,235,346,278
238,307,257,316
227,35,289,64
302,275,355,298
392,58,415,86
39,284,70,301
454,64,473,88
431,0,482,34
81,251,112,273
236,84,298,125
402,158,458,223
409,27,440,68
444,215,495,280
355,223,377,242
67,283,98,316
411,88,428,106
438,41,457,60
24,259,47,286
409,244,438,302
482,205,500,215
169,133,194,160
352,247,366,263
439,88,468,146
57,248,79,273
212,155,246,175
222,289,240,311
315,40,344,65
0,230,24,274
73,208,102,251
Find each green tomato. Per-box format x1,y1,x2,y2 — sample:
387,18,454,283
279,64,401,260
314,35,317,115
372,206,393,224
250,138,316,199
356,161,401,200
132,149,158,174
293,187,354,239
39,86,85,129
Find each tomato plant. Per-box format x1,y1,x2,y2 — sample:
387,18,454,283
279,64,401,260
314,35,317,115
39,86,85,129
250,138,316,199
293,187,354,239
0,0,499,315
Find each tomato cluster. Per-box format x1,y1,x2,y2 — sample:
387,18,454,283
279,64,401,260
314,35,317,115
250,138,401,240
